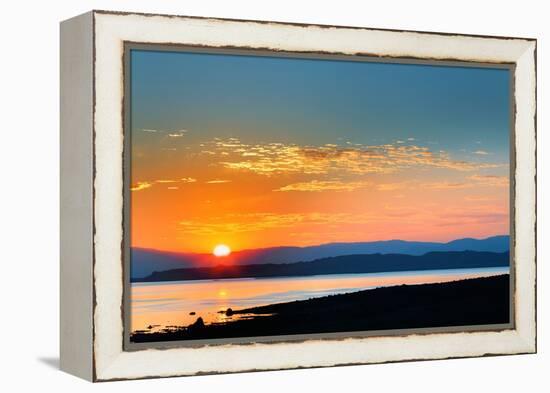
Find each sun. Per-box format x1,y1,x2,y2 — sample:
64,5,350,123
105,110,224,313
213,244,231,257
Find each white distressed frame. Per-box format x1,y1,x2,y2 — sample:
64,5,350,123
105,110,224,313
61,10,536,382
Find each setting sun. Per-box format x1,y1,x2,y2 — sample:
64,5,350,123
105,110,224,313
213,244,231,257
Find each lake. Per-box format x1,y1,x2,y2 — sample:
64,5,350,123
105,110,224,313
131,267,509,332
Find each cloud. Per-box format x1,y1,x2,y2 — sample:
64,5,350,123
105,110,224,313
176,205,508,238
178,213,302,235
205,138,502,177
131,178,197,191
376,183,408,191
473,150,490,155
275,175,508,194
138,128,188,136
131,181,153,191
436,211,508,226
421,174,508,190
464,195,494,202
423,182,471,190
177,212,377,235
155,179,178,184
469,174,509,187
274,180,372,192
206,179,232,184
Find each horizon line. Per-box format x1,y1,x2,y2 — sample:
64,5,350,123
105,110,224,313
131,234,510,255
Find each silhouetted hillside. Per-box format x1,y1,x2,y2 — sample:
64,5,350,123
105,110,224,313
134,250,509,282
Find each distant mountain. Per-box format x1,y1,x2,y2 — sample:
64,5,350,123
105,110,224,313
131,248,204,279
131,235,509,279
134,250,510,282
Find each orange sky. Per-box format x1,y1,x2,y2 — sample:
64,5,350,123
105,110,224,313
130,137,509,253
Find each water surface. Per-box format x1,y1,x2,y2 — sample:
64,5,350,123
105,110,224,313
131,267,508,332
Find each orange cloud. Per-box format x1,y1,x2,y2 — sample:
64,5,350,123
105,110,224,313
155,179,178,184
177,212,379,236
423,182,471,190
274,180,372,192
469,174,509,187
131,181,153,191
376,183,409,191
131,177,197,191
206,179,232,184
175,204,508,240
418,174,508,190
464,195,495,202
436,211,508,226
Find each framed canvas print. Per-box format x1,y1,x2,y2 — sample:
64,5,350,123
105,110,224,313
60,10,537,381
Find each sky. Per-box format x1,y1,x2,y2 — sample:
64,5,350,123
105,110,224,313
130,49,511,254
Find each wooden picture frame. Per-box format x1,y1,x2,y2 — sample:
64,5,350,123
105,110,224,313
60,10,536,381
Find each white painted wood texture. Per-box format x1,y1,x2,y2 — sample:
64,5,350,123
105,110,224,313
60,11,95,381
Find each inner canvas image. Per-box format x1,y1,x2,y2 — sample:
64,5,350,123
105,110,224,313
127,47,511,344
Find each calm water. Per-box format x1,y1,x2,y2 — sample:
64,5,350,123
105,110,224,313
131,267,508,332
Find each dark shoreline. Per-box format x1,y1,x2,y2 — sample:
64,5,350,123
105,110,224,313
130,274,510,343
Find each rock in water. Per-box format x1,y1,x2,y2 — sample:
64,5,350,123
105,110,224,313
191,317,205,329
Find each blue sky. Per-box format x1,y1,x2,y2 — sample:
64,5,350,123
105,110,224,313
131,49,510,163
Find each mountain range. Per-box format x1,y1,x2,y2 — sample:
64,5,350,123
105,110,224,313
131,235,509,279
134,250,509,282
